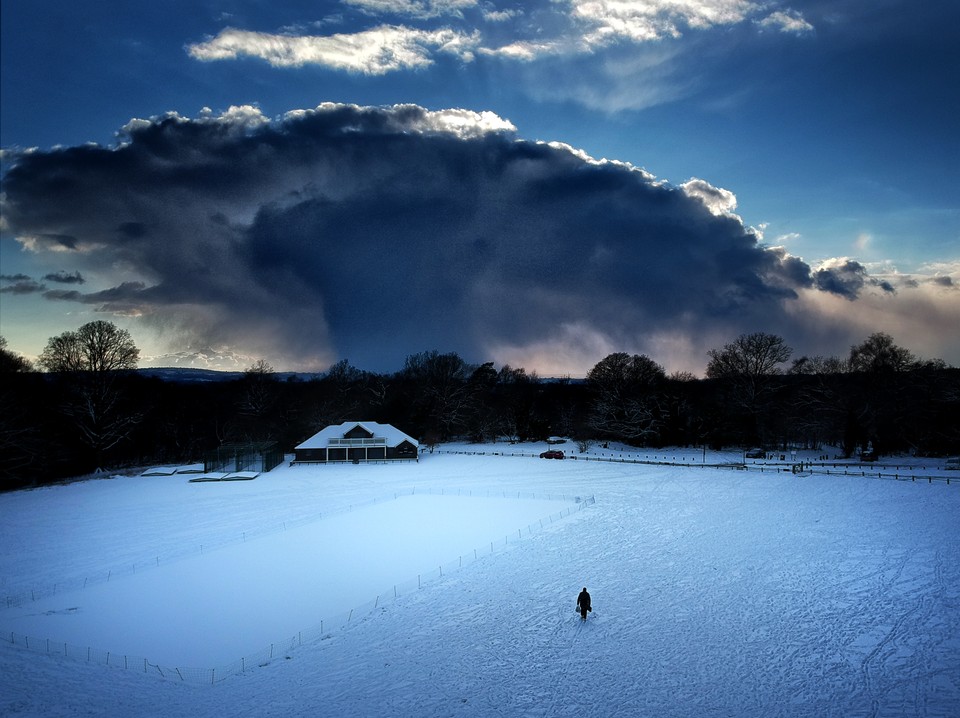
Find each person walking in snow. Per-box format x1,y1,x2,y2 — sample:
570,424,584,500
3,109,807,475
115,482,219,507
577,587,592,621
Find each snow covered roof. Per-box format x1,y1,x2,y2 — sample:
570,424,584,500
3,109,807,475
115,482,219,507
295,421,419,450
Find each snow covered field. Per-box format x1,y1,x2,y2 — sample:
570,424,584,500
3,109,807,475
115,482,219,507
1,443,958,717
2,492,579,668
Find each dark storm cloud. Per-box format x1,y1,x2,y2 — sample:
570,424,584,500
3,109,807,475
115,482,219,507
43,281,147,307
0,276,45,294
117,222,148,239
43,270,85,284
1,103,877,370
813,259,896,300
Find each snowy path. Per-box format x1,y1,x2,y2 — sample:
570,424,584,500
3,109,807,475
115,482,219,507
1,450,958,717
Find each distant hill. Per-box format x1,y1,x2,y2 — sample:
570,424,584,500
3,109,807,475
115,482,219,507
136,367,245,383
136,367,321,383
136,367,580,384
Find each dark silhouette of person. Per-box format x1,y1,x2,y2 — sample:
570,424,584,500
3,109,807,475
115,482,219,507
577,587,592,621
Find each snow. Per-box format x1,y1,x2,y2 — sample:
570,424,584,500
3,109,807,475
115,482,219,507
1,444,958,717
295,421,418,450
3,493,573,667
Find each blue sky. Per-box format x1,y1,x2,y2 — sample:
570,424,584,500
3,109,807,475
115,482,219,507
1,0,958,374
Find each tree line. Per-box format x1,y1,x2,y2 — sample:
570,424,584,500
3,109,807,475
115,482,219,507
1,324,957,489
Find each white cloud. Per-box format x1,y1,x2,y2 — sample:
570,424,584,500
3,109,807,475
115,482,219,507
519,42,692,111
757,10,814,34
681,177,738,216
187,25,479,74
483,8,521,23
573,0,759,47
281,102,516,138
478,39,566,61
199,104,270,128
343,0,477,19
774,232,801,243
416,107,517,136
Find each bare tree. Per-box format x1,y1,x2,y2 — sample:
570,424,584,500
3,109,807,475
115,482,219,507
845,333,920,456
38,320,142,466
495,365,541,441
238,359,277,417
789,355,846,375
848,332,916,373
0,336,33,373
587,353,666,443
706,332,792,445
234,358,280,441
706,332,792,382
400,351,475,440
0,337,39,483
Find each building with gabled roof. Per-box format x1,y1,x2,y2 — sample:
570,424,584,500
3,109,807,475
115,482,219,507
293,421,418,463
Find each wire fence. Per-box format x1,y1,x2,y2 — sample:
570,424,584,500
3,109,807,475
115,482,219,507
435,449,957,485
1,490,595,685
1,486,586,611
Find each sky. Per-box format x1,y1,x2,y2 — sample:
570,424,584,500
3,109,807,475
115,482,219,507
1,0,958,375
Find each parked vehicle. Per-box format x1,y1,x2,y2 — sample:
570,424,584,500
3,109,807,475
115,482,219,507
539,450,565,459
945,458,960,471
744,448,765,459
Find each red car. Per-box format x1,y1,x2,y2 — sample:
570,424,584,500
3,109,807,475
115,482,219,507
540,450,565,459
